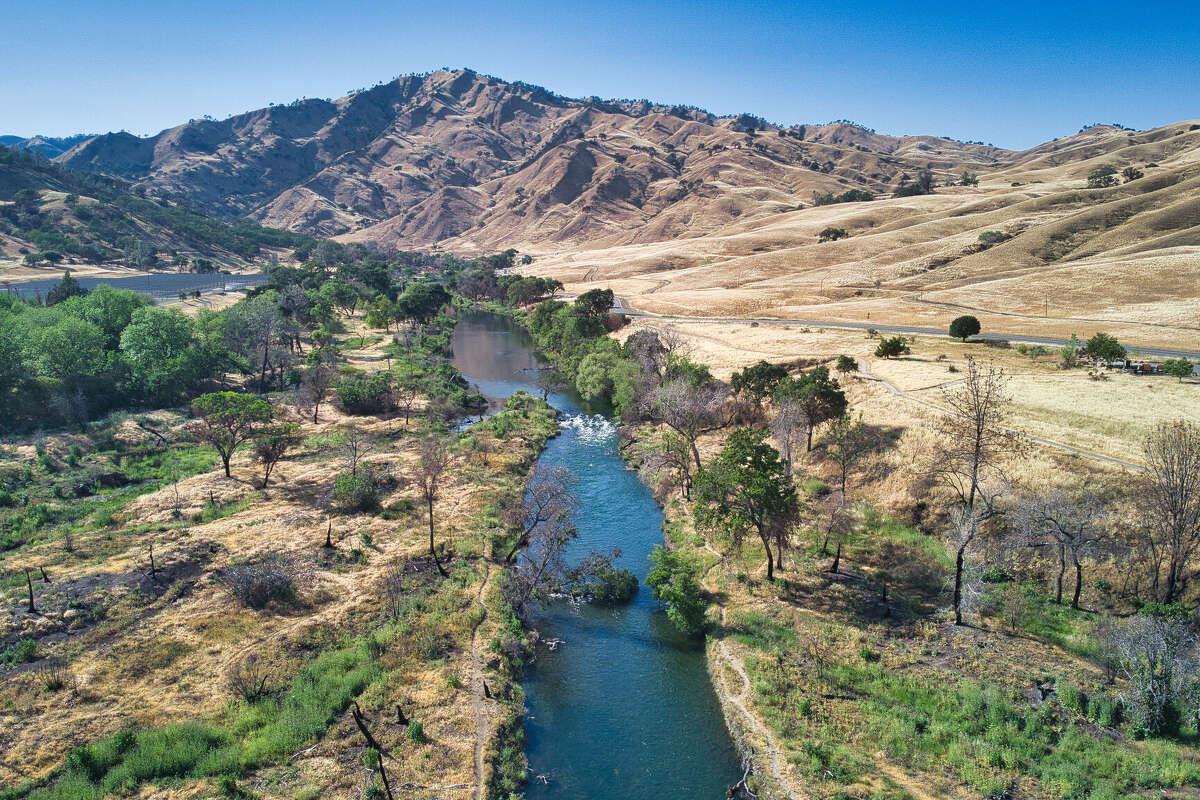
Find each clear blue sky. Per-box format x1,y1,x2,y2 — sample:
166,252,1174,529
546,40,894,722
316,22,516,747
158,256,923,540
3,0,1198,150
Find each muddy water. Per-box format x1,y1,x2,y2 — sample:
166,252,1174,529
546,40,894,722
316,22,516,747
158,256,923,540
453,311,741,798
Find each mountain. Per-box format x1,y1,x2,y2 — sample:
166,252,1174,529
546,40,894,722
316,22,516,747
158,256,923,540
2,133,98,159
45,69,1200,348
0,145,308,269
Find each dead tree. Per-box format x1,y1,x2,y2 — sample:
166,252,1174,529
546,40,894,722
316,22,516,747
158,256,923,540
1139,419,1200,603
415,436,451,577
927,357,1026,624
351,702,395,800
1014,491,1107,608
25,568,35,613
504,466,578,563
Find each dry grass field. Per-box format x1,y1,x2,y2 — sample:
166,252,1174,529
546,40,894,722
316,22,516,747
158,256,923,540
0,326,551,799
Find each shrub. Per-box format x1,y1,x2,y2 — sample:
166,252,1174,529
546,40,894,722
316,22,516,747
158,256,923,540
333,373,395,415
332,467,382,512
874,336,910,359
1,638,37,664
406,721,426,742
818,227,849,242
646,546,706,634
221,560,296,609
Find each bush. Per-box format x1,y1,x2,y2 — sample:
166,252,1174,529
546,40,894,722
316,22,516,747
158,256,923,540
818,227,849,242
874,336,910,359
646,546,706,634
2,638,37,664
406,721,426,742
332,467,382,512
221,561,295,609
333,373,395,415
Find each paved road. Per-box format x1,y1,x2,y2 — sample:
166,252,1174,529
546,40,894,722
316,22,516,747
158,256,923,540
610,296,1200,361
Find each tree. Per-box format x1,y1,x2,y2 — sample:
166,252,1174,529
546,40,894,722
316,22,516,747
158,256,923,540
253,423,302,488
928,357,1025,624
536,366,567,401
730,360,788,405
503,466,578,563
874,336,910,359
1163,358,1193,382
1060,333,1082,368
773,367,848,452
45,270,87,306
365,296,395,331
826,414,875,496
960,172,980,186
1082,332,1126,363
415,436,451,577
1087,166,1119,188
646,546,707,634
397,282,451,324
1110,604,1198,737
573,288,615,318
768,397,805,475
694,428,799,581
301,350,338,423
651,378,727,474
120,307,208,403
949,315,981,342
1015,491,1107,608
1121,166,1144,183
835,355,857,377
1139,420,1200,604
818,227,849,242
189,392,274,478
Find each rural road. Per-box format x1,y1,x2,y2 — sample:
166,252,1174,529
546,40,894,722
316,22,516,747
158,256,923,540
608,296,1200,361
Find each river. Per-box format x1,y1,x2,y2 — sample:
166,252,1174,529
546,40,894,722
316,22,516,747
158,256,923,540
452,311,742,799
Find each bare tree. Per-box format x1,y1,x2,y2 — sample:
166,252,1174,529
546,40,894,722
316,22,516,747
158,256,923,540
535,367,567,401
301,357,337,423
252,423,303,489
769,399,805,475
1014,491,1107,608
1139,419,1200,603
503,466,579,563
1110,607,1199,736
341,428,369,476
825,413,875,495
928,357,1026,624
651,378,727,473
416,436,451,577
820,491,855,574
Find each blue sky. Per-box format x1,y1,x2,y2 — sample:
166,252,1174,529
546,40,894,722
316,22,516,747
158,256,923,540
3,0,1198,149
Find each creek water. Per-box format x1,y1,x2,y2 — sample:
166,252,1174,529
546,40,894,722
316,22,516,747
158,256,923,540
452,311,742,798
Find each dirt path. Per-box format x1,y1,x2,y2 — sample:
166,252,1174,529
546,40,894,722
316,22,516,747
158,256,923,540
470,559,492,800
699,541,799,799
854,357,1142,470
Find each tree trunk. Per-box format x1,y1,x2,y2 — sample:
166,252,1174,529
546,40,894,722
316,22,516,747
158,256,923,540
1072,560,1083,610
221,453,232,478
831,541,842,574
759,530,774,582
806,422,814,452
1054,543,1065,604
689,437,702,471
775,528,785,570
312,401,320,424
953,546,965,625
428,494,448,577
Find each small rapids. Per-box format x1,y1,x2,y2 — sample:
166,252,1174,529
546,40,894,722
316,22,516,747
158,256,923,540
558,413,617,446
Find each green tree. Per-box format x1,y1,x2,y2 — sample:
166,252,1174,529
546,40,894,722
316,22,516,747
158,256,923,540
646,546,707,634
730,360,789,405
189,392,274,478
774,366,848,451
252,422,303,488
949,315,981,342
1082,332,1126,363
818,227,849,242
874,336,910,359
835,355,858,377
573,288,615,318
1163,358,1194,382
78,285,149,348
397,282,451,324
119,307,207,403
694,428,799,581
45,270,87,306
364,295,395,331
1087,165,1119,188
30,317,105,380
1121,166,1144,183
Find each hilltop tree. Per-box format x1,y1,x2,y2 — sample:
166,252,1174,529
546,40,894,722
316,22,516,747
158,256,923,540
1139,420,1200,604
949,315,981,342
773,366,848,452
1122,166,1144,183
928,357,1025,624
189,392,274,478
694,428,799,581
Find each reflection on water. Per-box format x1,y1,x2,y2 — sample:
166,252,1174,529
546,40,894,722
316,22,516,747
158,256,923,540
452,311,741,799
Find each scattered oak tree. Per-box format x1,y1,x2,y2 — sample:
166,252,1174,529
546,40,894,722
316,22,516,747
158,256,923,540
949,315,981,342
189,392,274,478
1139,420,1200,604
1015,491,1107,609
415,436,452,577
253,422,303,488
694,428,799,581
773,366,848,452
874,336,910,359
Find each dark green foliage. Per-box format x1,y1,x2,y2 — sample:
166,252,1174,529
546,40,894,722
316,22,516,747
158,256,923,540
731,360,788,404
874,336,910,359
1087,165,1119,188
1,638,37,664
1081,332,1126,362
45,271,88,306
949,315,981,342
332,468,383,512
813,188,874,206
646,546,707,634
774,366,848,451
835,355,857,375
333,372,395,415
1163,358,1193,381
818,227,849,242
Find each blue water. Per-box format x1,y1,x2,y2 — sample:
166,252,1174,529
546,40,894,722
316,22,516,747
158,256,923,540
452,312,741,799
